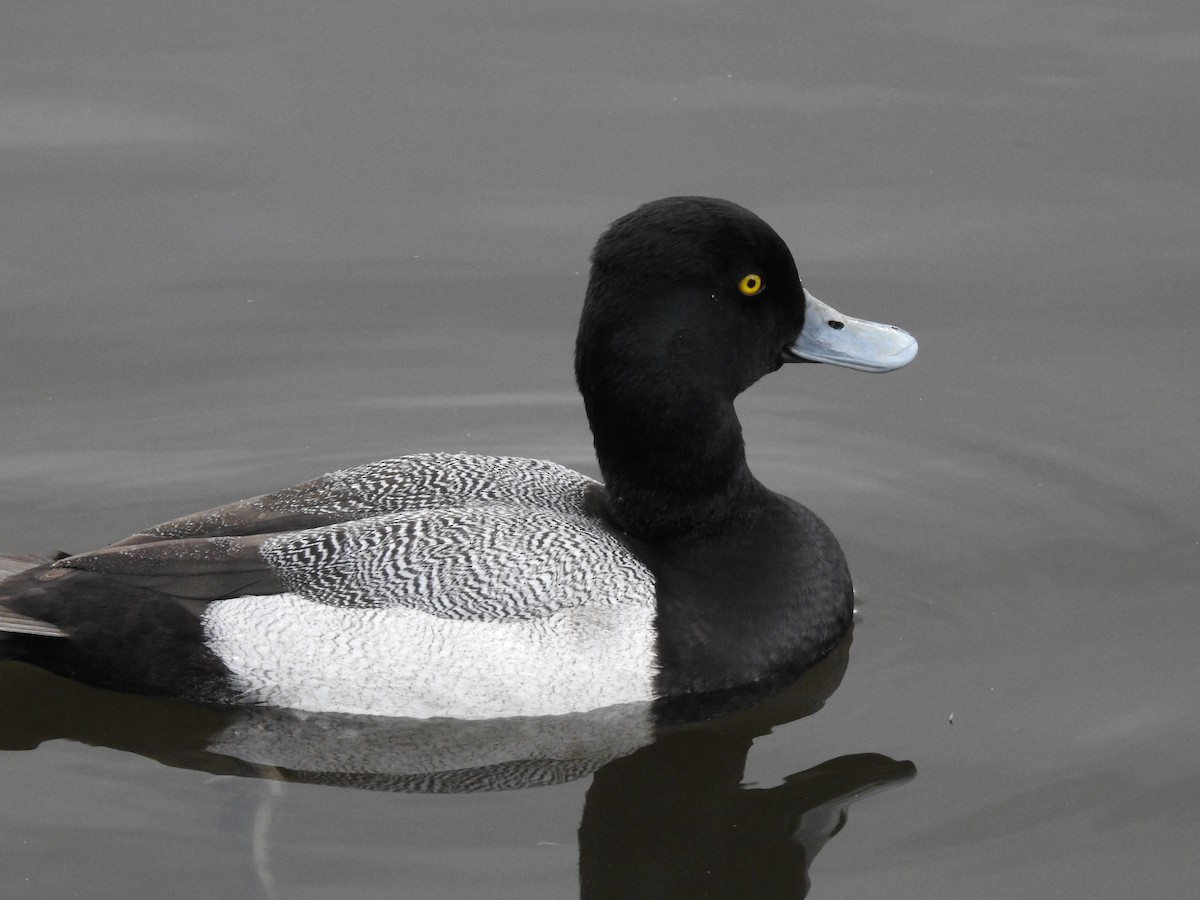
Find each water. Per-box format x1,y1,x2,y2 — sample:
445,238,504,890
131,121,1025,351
2,1,1198,897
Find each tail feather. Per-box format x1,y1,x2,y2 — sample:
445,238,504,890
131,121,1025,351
0,606,69,638
0,555,70,642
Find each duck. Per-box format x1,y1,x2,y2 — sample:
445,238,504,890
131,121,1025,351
0,197,916,719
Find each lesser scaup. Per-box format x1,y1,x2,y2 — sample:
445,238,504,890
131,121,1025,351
0,197,916,718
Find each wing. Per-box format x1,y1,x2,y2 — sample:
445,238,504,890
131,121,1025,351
58,504,652,620
109,453,598,546
54,533,284,599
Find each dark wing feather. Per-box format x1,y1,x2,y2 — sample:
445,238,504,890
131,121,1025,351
106,457,470,546
56,535,285,600
108,480,371,547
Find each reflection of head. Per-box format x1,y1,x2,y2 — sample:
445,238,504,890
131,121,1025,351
581,746,914,900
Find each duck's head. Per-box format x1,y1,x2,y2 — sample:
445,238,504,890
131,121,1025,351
576,196,916,407
575,197,917,533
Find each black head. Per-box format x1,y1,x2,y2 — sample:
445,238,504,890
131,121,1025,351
576,197,808,406
573,197,818,536
573,196,916,538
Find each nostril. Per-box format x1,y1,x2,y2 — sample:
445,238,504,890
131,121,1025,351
828,320,845,330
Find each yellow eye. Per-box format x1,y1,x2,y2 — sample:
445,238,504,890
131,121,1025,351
738,274,764,296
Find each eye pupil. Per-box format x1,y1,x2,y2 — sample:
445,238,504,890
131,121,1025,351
739,274,763,296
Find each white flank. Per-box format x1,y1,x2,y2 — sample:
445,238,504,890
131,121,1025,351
203,592,657,719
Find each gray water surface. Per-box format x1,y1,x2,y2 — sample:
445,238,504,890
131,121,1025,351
3,1,1198,897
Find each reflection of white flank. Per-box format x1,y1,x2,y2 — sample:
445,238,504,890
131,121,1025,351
207,701,655,779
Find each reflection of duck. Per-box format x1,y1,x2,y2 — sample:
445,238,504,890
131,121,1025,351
581,635,916,899
0,197,916,718
1,630,914,898
582,744,914,900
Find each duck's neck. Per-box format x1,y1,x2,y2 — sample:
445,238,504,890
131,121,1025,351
583,387,761,541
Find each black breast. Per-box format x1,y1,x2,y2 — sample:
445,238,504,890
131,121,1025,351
644,492,854,697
